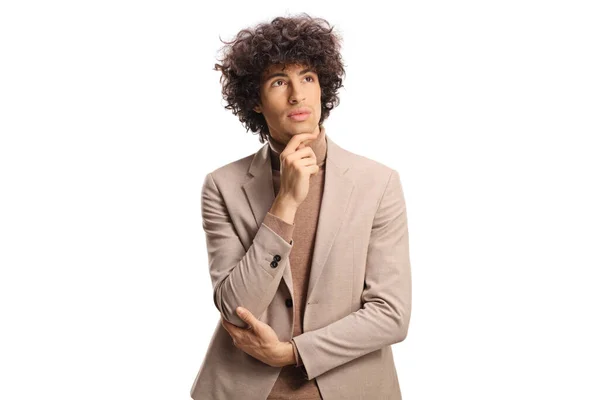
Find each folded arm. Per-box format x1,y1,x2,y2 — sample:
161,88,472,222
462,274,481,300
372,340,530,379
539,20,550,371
201,172,295,328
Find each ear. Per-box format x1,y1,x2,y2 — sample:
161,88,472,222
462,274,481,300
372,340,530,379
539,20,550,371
253,105,261,113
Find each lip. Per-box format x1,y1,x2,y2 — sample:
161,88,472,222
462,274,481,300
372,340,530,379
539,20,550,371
289,112,310,121
287,107,311,117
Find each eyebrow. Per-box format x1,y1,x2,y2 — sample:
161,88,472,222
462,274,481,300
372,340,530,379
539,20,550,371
263,67,316,82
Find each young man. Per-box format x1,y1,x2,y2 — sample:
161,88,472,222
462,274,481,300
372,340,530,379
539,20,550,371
190,13,412,400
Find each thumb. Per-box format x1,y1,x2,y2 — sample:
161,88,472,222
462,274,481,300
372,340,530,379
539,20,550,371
236,307,255,329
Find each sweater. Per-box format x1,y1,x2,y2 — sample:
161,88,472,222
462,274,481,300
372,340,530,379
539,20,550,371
262,124,327,400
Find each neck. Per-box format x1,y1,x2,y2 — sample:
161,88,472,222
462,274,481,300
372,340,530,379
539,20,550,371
267,124,328,171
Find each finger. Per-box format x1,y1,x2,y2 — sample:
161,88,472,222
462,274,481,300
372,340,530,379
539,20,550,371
236,307,257,330
221,316,237,333
281,147,316,167
280,133,318,158
295,157,318,168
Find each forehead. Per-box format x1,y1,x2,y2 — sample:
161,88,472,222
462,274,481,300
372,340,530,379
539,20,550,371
261,63,315,79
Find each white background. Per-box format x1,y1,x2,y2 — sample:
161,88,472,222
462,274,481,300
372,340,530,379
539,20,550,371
1,1,599,399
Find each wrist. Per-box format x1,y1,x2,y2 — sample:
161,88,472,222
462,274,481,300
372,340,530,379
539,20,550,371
274,341,296,367
270,196,297,225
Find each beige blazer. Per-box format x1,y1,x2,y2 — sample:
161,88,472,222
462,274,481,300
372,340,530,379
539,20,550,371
190,134,412,400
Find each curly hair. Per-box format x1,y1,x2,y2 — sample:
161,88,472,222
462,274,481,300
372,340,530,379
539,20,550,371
214,13,346,143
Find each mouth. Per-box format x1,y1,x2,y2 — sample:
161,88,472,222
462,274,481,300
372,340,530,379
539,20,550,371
288,108,311,121
288,112,310,121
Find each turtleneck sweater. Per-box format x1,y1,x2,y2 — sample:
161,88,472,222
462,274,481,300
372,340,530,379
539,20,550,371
262,124,327,400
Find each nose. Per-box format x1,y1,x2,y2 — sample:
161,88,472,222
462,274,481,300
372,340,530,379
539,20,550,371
288,80,306,104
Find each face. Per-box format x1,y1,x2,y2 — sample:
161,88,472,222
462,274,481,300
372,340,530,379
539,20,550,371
253,63,322,144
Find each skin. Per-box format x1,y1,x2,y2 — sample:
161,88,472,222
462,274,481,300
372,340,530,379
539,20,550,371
253,62,322,148
221,307,295,368
254,62,322,210
221,63,325,368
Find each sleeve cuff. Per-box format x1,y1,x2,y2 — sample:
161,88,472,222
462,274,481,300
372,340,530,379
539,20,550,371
263,211,295,244
291,338,303,367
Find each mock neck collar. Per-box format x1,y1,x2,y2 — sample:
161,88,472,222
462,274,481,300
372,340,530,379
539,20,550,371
267,124,328,171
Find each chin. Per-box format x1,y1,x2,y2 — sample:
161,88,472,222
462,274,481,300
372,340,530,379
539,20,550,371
288,120,315,129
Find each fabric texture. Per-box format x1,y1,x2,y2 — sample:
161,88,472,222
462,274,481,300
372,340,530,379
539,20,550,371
262,125,327,399
189,127,411,400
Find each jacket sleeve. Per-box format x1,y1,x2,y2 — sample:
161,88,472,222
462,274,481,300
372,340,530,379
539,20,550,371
262,212,295,244
291,169,412,380
201,172,295,328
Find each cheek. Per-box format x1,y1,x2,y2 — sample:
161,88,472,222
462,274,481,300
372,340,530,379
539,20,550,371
312,89,322,105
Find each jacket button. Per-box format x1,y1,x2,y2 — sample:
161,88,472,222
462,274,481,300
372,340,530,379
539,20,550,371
285,298,293,308
270,261,278,268
273,254,281,262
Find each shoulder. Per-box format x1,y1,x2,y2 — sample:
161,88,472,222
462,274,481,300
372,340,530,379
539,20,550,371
335,145,406,215
337,145,398,191
203,150,258,189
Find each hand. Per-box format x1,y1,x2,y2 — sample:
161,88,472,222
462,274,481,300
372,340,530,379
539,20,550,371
221,307,291,368
277,129,321,209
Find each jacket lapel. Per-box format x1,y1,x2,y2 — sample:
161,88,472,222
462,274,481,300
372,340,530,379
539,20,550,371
241,134,355,305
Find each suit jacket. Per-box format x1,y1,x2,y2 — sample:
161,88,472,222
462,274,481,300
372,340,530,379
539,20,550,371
190,134,412,400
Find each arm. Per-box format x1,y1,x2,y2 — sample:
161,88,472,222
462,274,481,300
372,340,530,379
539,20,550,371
262,211,295,244
291,169,412,380
201,172,295,328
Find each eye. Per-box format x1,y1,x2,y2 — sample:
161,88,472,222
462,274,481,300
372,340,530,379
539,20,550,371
271,76,315,87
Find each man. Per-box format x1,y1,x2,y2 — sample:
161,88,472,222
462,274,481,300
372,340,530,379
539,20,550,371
190,13,411,400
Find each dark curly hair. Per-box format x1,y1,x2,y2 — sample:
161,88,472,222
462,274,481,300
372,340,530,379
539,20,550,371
214,13,346,143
